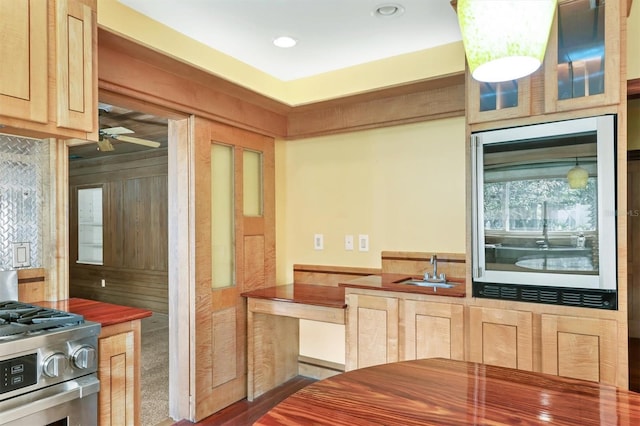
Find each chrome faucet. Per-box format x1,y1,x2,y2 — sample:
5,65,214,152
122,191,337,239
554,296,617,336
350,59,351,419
431,254,438,279
422,254,444,282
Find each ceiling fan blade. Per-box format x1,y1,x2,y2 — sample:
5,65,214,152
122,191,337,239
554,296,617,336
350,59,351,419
100,126,134,135
112,134,161,148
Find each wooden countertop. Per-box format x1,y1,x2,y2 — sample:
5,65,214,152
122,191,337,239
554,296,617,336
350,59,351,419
35,298,152,327
241,273,465,309
241,284,346,309
256,358,640,425
339,273,466,297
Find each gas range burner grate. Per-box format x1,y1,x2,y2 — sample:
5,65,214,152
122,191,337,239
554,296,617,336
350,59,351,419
0,300,85,337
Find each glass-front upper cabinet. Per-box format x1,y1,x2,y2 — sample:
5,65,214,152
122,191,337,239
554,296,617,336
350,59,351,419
467,74,532,124
544,0,621,112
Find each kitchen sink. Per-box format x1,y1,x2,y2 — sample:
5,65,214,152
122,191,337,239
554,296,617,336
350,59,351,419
398,279,458,289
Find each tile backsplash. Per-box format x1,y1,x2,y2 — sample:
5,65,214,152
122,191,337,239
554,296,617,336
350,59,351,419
0,134,48,270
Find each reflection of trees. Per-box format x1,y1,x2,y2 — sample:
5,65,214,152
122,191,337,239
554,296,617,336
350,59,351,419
484,178,597,232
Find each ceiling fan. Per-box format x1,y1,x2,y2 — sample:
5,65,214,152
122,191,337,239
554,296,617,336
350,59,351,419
97,126,161,152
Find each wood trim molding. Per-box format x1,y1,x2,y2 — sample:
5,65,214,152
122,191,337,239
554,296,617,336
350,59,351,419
17,268,46,282
98,28,466,140
293,264,381,276
97,28,289,138
293,264,381,287
629,78,640,99
286,74,465,139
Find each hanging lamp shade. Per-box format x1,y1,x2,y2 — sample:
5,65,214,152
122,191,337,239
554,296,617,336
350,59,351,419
567,158,588,189
457,0,558,83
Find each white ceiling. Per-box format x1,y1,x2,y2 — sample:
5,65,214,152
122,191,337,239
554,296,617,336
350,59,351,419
117,0,462,81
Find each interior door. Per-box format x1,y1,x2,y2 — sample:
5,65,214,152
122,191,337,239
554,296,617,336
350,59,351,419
192,117,275,420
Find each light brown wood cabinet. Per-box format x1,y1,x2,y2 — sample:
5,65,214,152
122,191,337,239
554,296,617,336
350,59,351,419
467,0,622,124
468,306,533,371
98,321,141,426
346,292,465,370
0,0,97,139
399,299,464,361
541,314,618,385
543,0,621,113
346,294,398,371
467,76,532,124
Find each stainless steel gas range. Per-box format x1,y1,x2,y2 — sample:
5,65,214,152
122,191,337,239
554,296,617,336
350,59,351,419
0,300,101,425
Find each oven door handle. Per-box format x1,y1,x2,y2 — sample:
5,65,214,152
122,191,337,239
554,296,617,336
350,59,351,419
0,375,99,425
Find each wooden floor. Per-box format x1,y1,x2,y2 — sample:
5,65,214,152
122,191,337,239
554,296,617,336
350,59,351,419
173,376,316,426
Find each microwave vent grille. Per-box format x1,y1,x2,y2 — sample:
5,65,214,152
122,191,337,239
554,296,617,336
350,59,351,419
500,287,518,299
472,282,616,310
561,292,582,306
582,294,606,308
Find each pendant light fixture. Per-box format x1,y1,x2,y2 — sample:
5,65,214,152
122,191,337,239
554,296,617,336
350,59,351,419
567,157,588,189
457,0,558,83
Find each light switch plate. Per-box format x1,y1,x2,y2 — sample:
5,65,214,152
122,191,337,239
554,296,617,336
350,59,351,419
12,242,31,268
314,234,324,250
345,235,354,250
358,234,369,252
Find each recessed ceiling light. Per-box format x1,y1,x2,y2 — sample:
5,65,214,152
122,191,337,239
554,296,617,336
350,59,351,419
373,3,405,18
273,36,297,48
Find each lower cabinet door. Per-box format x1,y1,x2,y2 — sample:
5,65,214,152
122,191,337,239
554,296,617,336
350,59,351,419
346,294,398,371
469,306,533,371
541,314,617,385
400,300,464,361
99,329,135,426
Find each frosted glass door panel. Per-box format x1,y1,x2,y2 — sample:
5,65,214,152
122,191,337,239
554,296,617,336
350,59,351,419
211,143,235,289
243,150,263,217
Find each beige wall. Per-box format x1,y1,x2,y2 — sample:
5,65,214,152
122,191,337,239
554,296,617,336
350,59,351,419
275,117,466,363
276,117,467,283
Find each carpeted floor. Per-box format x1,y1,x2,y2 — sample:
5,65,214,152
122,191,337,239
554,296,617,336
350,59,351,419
141,312,170,426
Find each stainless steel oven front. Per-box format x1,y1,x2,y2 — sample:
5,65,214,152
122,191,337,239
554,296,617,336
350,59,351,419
0,374,99,425
0,301,101,426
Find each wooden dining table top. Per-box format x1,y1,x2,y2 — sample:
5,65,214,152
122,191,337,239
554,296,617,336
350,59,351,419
255,358,640,425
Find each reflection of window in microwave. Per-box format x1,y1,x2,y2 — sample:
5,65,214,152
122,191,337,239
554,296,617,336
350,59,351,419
482,133,598,236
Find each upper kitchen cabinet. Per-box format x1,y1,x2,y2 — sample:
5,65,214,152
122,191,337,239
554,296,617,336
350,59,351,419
544,0,621,113
467,75,532,124
0,0,97,140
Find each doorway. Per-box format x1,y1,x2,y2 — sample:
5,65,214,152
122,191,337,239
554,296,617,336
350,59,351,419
67,102,173,424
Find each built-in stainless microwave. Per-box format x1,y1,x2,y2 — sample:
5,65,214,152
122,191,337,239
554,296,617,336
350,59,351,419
471,115,617,309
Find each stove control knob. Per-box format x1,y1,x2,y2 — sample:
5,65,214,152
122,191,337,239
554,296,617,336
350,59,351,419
72,346,97,370
43,353,68,377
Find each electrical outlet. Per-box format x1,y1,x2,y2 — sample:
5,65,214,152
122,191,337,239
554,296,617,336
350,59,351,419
101,279,106,288
314,234,324,250
12,242,30,268
358,234,369,252
345,235,354,250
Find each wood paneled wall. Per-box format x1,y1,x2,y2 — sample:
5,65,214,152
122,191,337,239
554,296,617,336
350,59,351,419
629,154,640,337
69,149,168,313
